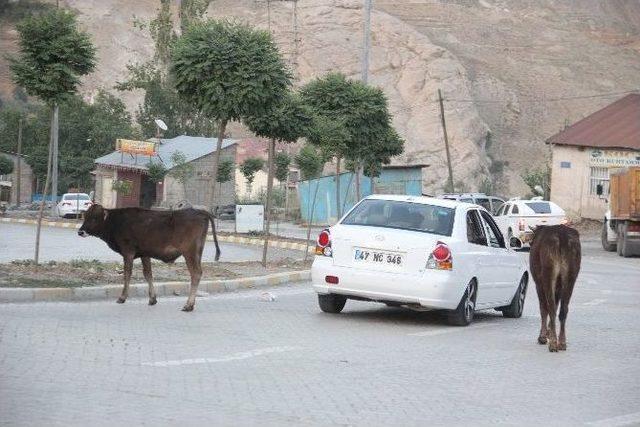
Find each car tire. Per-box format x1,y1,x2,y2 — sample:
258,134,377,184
318,294,347,314
447,279,477,326
617,224,624,256
620,223,632,258
501,274,528,318
601,220,616,252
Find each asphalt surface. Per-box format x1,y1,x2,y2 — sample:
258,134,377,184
0,222,303,263
0,239,639,426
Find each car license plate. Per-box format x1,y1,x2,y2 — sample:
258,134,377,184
353,248,403,267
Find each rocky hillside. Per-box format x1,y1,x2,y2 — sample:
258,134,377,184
2,0,639,195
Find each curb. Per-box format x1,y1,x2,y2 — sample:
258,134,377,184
1,217,314,252
0,270,311,303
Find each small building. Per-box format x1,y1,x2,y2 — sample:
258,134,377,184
548,94,640,220
0,152,34,205
297,164,428,225
94,136,237,209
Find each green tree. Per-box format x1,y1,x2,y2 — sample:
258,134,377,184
295,144,326,261
146,161,167,184
215,158,234,210
8,8,96,268
0,155,14,176
240,157,265,197
274,152,291,183
245,92,312,265
521,165,551,199
169,151,194,201
172,19,291,207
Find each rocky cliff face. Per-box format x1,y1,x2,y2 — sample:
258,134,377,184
2,0,639,195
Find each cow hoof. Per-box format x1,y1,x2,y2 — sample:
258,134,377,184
181,304,194,312
149,296,157,306
537,336,547,345
116,297,126,304
548,342,559,352
558,342,567,351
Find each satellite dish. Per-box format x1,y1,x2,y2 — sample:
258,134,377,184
154,119,168,131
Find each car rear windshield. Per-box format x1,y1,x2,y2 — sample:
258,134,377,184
525,202,551,214
63,194,90,200
341,199,455,236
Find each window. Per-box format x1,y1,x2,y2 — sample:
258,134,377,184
480,210,505,248
525,202,551,214
475,198,492,211
466,210,487,246
496,203,507,216
490,198,504,215
460,198,473,203
63,194,90,201
510,204,519,215
342,199,455,236
590,167,609,195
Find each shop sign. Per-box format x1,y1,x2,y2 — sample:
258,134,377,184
116,139,157,156
589,149,640,167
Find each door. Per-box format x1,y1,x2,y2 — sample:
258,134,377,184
479,210,521,305
465,209,493,306
139,175,156,208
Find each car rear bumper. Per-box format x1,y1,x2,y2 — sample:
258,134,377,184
311,257,465,310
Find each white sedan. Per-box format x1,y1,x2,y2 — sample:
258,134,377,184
311,195,529,326
493,198,568,247
56,193,92,218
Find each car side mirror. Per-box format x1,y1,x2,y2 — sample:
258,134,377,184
596,184,603,196
509,237,522,249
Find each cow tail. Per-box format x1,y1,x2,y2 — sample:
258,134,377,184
207,211,221,261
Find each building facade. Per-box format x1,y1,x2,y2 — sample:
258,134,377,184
0,152,34,205
548,94,640,220
94,136,237,209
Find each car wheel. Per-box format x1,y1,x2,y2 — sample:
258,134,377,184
448,279,477,326
601,220,616,252
317,294,347,314
501,274,527,318
620,223,632,258
617,224,624,256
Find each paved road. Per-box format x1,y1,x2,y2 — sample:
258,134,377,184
0,222,303,263
1,240,639,426
216,219,324,240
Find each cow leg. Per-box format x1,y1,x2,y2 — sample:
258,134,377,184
182,253,202,312
558,298,569,351
545,288,559,352
117,254,134,304
537,298,548,345
142,257,157,306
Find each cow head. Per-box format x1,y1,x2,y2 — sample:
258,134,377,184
78,204,108,237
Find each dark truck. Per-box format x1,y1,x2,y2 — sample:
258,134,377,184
599,166,640,257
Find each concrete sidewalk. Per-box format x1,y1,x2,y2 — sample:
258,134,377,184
0,270,311,303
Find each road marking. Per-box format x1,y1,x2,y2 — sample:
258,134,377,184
142,346,301,367
582,298,607,306
588,411,640,427
408,323,495,337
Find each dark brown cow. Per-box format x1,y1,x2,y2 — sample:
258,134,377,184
529,225,581,352
78,204,220,312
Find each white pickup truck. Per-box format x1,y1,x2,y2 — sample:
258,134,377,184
493,198,568,247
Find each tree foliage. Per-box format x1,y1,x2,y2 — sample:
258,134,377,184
245,93,312,144
146,161,167,183
295,145,325,180
521,165,551,199
217,159,234,184
172,20,291,124
169,151,194,186
0,155,14,176
240,157,265,185
274,152,291,183
8,9,96,105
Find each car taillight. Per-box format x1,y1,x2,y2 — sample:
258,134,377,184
629,222,640,232
315,229,332,257
518,219,526,231
426,241,452,270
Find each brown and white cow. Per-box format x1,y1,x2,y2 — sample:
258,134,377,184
78,204,220,312
529,225,581,352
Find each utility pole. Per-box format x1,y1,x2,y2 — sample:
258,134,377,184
50,103,59,215
438,89,454,193
355,0,372,201
16,118,23,207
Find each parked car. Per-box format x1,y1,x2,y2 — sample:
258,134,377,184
493,197,568,247
215,204,236,220
311,195,528,326
56,193,92,218
439,193,505,215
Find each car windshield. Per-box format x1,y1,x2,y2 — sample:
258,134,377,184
342,199,455,236
525,202,551,214
63,194,90,201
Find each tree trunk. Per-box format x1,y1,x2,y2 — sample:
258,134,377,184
35,107,55,270
304,179,321,262
261,138,276,267
50,104,59,216
210,120,226,210
335,157,341,220
16,118,22,207
355,162,362,202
